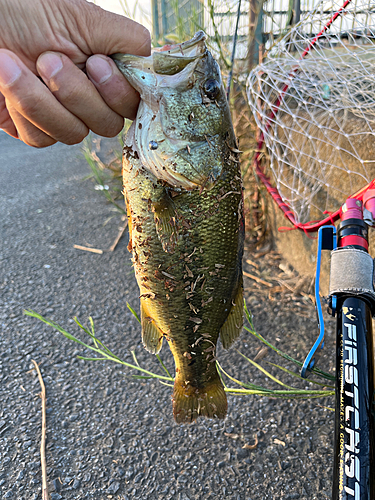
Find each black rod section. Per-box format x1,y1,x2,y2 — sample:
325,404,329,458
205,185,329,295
332,296,375,499
226,0,242,100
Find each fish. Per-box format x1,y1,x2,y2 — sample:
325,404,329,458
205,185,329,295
112,31,244,424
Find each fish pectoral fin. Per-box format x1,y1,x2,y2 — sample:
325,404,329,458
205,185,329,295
219,280,244,349
140,299,163,354
152,193,178,253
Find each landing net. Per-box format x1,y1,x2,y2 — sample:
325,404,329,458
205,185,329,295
247,0,375,230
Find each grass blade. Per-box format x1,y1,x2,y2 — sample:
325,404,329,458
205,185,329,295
25,309,172,381
77,356,108,361
131,350,140,367
216,361,228,389
25,310,102,353
156,354,173,379
158,380,175,388
73,317,109,352
235,349,295,389
89,317,99,348
216,361,273,392
243,301,335,381
225,387,334,398
265,361,335,389
127,303,141,323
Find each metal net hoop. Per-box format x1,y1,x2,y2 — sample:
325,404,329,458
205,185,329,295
247,0,375,231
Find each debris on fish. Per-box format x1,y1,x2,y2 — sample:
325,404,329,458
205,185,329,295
112,31,244,423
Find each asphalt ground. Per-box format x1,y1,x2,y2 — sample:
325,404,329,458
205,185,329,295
1,130,336,499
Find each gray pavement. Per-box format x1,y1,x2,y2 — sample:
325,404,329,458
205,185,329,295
1,130,335,499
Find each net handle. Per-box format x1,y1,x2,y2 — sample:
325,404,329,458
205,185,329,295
253,0,358,233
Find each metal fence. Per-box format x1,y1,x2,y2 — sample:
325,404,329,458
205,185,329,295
151,0,375,64
151,0,204,43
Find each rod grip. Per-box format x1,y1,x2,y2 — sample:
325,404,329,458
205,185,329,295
329,248,375,304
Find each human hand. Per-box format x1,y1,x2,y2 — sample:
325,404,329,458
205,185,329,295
0,0,150,147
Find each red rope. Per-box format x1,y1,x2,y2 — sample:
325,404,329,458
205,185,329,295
253,0,360,233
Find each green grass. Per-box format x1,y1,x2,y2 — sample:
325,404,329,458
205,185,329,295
24,301,335,401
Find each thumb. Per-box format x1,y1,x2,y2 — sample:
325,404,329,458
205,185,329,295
78,1,151,57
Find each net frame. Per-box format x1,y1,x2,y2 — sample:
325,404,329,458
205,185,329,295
247,0,375,232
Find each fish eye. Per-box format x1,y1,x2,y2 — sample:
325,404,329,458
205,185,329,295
203,79,220,100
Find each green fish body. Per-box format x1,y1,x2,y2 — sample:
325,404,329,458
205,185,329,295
113,32,244,423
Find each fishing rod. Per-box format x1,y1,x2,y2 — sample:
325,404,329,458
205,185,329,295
226,0,242,100
309,194,375,498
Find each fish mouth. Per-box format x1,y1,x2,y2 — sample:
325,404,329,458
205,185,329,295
112,32,213,191
111,30,207,88
152,31,207,74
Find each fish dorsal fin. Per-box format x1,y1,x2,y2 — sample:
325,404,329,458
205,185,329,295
152,192,178,253
219,281,244,349
140,298,164,353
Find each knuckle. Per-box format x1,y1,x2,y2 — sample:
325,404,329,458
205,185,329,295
51,84,81,107
21,133,56,149
63,127,89,145
138,28,151,56
16,93,45,119
93,116,124,138
101,82,138,120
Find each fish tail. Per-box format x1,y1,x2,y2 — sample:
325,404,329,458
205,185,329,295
172,371,227,424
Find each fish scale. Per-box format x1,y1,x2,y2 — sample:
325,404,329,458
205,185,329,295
113,31,244,423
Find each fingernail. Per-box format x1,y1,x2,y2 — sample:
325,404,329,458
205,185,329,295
37,53,63,79
0,53,22,87
86,56,113,84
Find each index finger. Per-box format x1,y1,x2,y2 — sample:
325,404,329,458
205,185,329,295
80,4,151,57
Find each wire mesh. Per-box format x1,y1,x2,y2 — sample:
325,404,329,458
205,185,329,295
151,0,204,42
151,0,253,59
247,0,375,225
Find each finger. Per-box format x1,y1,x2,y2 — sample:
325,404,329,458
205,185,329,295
0,49,88,145
6,99,56,148
37,52,124,136
0,92,18,138
86,55,140,120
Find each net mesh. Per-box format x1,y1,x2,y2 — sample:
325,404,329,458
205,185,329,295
247,0,375,225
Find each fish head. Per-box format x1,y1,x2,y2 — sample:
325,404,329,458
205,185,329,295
112,31,232,190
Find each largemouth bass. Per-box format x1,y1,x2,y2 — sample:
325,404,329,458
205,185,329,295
112,31,244,423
